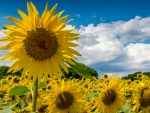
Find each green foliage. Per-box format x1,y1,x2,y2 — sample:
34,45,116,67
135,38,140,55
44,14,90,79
0,66,9,79
9,86,30,96
0,63,98,80
0,103,17,113
122,71,150,81
0,66,23,79
122,71,142,81
119,104,133,113
63,60,98,80
38,82,46,89
3,26,7,30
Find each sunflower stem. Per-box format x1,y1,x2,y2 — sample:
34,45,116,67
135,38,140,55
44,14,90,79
32,78,38,112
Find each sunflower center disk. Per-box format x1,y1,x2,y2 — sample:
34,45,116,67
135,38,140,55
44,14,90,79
140,89,150,107
56,91,74,109
24,28,58,61
102,89,116,105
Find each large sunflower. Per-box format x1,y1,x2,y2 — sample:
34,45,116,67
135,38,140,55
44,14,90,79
0,2,81,84
132,77,150,113
44,80,85,113
93,74,125,113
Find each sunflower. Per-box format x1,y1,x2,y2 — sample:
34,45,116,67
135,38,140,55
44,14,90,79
12,76,21,84
103,73,109,79
0,1,81,84
137,73,143,79
92,74,125,113
132,78,150,113
44,80,85,113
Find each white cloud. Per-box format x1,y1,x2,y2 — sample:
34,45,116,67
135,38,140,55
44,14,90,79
74,16,150,77
100,17,105,22
119,16,150,43
0,30,5,37
0,30,11,66
75,14,81,18
1,16,150,78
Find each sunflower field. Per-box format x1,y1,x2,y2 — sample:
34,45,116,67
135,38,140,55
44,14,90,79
0,1,150,113
0,73,150,113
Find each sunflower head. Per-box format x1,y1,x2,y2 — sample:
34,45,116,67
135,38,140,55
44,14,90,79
56,91,74,109
0,1,81,84
133,79,150,112
140,88,150,108
6,75,13,81
103,73,109,79
137,73,143,79
102,88,117,105
93,74,125,113
45,80,85,113
12,76,20,84
126,79,132,85
24,27,59,61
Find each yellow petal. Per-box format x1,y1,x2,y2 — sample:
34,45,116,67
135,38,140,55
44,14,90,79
63,56,75,65
65,48,82,56
45,59,53,77
0,41,23,50
41,2,49,24
50,57,59,78
17,9,32,30
7,62,18,73
47,10,65,29
38,61,44,84
6,16,28,30
49,3,58,18
51,56,64,76
53,53,68,74
27,2,35,26
3,24,26,34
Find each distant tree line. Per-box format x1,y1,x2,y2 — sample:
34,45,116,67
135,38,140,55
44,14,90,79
0,66,23,79
0,65,98,80
121,71,150,81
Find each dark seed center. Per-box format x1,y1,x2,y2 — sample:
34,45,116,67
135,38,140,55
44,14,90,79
102,89,116,105
56,91,74,109
140,88,150,107
24,28,58,61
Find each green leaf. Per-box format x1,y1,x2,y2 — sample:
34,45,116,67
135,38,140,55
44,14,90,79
121,104,133,113
125,93,131,97
66,60,94,80
87,92,99,98
9,86,30,96
38,82,46,89
0,103,17,113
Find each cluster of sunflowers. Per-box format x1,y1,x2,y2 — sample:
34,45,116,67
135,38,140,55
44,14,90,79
0,73,149,113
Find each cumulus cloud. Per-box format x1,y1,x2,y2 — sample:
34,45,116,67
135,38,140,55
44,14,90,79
74,16,150,77
100,17,105,22
0,30,5,37
1,16,150,78
119,16,150,43
0,30,11,66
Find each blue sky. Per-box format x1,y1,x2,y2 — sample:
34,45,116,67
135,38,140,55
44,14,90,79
1,0,150,28
1,0,150,78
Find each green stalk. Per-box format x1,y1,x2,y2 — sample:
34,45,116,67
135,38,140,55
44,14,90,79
32,78,38,112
